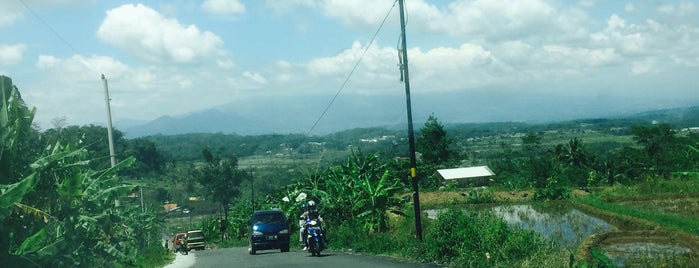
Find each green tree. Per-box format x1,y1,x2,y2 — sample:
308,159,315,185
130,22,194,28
417,115,460,167
198,147,245,223
121,138,165,176
416,115,461,189
632,124,675,160
521,132,552,188
551,137,592,186
631,124,678,176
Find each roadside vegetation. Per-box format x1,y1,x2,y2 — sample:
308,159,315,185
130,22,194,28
2,75,698,267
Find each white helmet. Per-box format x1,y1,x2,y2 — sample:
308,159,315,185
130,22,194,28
308,200,316,207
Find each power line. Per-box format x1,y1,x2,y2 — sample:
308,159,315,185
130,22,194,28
18,0,99,76
304,0,399,137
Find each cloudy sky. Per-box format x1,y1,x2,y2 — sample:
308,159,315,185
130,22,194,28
1,0,698,130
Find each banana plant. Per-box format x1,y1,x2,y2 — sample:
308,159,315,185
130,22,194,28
1,76,160,266
11,142,138,266
353,169,403,233
323,150,404,233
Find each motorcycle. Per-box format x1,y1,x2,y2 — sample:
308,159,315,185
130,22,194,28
304,218,325,256
177,236,189,255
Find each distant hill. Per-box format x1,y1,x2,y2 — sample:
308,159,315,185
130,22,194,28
143,105,699,162
121,90,699,138
627,106,699,127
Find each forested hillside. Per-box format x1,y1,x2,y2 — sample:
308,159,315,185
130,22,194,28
146,106,699,167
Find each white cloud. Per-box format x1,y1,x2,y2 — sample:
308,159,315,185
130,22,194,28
28,54,134,128
436,0,584,40
242,71,268,84
412,44,493,72
631,58,658,75
265,0,316,14
577,0,594,8
542,45,619,68
0,44,26,65
305,41,398,86
36,54,130,83
217,59,235,69
319,0,401,29
588,12,699,76
307,41,365,75
658,2,694,16
0,3,24,28
1,0,95,27
97,3,224,64
407,43,499,90
201,0,246,15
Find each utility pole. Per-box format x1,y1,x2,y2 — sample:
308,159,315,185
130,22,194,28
250,167,255,214
398,0,422,241
102,74,116,168
102,74,120,207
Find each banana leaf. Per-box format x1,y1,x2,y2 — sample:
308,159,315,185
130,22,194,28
0,173,39,219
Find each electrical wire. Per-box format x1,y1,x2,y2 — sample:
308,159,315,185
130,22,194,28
18,0,100,76
304,0,399,137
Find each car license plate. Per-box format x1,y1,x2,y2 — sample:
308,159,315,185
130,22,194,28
266,235,277,240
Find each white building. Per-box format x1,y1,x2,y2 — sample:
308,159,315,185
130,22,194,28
437,166,496,187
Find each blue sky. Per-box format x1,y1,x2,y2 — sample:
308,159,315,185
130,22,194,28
1,0,698,130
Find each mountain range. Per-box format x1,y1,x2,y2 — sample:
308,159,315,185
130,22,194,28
120,90,699,138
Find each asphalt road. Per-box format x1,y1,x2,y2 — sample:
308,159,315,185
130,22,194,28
164,247,441,268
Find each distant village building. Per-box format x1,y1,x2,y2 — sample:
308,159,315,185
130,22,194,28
163,203,178,212
680,127,699,133
437,166,496,187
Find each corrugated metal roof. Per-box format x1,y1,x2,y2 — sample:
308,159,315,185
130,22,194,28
437,166,495,180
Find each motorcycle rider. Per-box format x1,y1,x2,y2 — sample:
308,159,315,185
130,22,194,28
178,233,188,255
299,200,323,250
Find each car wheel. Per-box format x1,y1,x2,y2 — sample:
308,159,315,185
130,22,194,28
249,247,256,255
280,244,290,252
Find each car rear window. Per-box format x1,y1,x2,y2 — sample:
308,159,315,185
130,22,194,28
188,232,204,238
252,212,286,224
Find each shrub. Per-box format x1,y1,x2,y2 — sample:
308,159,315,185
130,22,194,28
418,208,544,266
534,177,571,201
465,187,496,204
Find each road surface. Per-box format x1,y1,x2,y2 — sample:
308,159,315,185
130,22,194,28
164,247,441,268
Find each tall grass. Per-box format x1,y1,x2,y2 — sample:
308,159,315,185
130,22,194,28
328,207,571,267
133,246,173,268
597,176,699,199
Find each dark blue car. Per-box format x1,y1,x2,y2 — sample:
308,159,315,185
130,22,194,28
248,210,290,255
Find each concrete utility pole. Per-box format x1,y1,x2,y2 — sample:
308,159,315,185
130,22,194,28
103,74,125,208
398,0,423,241
102,74,116,168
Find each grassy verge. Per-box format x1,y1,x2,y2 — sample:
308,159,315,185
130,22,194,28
575,177,699,236
133,245,174,268
575,196,699,236
326,204,573,267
